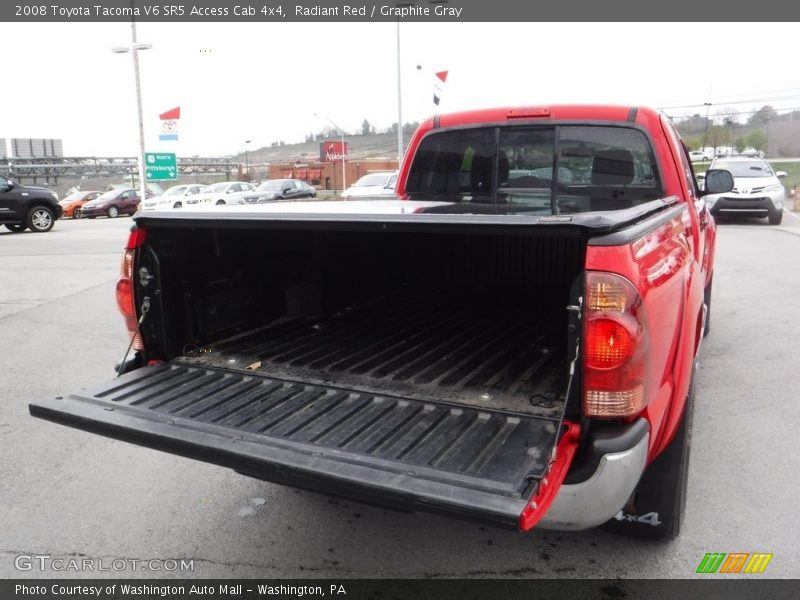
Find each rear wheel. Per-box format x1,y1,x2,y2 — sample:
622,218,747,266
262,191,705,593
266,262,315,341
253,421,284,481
601,365,695,540
216,199,225,206
107,206,119,218
768,209,783,225
173,201,182,209
27,206,55,232
5,223,26,232
74,207,83,219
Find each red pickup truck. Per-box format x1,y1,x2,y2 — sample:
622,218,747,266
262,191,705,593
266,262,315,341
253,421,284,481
30,105,733,540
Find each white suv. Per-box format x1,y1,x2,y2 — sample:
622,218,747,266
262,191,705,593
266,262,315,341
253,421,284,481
703,158,786,225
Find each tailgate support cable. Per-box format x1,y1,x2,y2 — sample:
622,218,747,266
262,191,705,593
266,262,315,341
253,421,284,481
548,297,582,466
115,296,151,377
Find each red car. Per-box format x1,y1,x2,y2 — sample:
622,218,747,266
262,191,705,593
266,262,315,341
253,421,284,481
58,190,102,219
79,188,142,218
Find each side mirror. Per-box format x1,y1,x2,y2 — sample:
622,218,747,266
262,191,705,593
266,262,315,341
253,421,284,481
776,171,787,179
701,169,734,196
1,182,14,193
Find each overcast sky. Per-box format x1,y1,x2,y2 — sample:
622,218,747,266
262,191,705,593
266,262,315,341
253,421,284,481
3,21,799,157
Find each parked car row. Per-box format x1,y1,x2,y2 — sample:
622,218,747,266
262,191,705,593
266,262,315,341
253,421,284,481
141,179,317,210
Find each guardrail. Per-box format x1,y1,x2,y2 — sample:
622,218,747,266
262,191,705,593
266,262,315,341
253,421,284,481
0,156,242,183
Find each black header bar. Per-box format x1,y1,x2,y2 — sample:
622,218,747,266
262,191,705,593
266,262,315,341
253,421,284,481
3,0,800,22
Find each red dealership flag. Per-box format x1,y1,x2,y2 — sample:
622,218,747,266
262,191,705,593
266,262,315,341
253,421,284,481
159,106,181,120
433,71,448,106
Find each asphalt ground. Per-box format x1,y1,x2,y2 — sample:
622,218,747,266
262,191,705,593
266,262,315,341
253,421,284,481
1,211,799,579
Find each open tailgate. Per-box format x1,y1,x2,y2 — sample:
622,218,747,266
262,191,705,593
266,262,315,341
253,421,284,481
30,363,576,528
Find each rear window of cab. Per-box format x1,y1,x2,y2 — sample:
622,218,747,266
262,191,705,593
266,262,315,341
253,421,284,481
405,125,662,213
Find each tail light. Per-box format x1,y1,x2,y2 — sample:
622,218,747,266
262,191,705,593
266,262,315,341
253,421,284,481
583,272,649,418
116,226,147,351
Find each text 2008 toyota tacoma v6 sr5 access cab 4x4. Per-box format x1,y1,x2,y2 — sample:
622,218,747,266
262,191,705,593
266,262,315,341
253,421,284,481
30,105,733,540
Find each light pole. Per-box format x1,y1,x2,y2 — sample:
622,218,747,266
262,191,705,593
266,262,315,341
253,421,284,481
112,7,151,205
702,101,712,159
244,140,251,179
314,113,346,192
396,16,404,164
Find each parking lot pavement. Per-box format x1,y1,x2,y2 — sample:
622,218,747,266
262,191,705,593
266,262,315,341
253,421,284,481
1,214,799,579
0,218,132,320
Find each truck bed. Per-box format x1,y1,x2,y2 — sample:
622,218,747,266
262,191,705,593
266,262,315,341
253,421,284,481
179,288,568,417
31,219,583,527
30,289,569,527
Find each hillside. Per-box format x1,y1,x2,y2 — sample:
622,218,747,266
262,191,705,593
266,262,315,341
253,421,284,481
233,131,403,165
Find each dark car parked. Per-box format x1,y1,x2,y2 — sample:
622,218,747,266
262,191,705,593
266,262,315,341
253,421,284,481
80,188,142,218
0,174,62,233
243,178,317,203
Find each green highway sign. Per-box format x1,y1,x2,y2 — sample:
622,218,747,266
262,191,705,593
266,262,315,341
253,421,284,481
145,152,177,181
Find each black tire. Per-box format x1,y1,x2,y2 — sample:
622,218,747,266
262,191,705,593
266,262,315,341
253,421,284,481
87,216,96,219
174,201,182,209
215,199,225,206
27,206,55,233
768,209,783,225
601,366,695,540
74,207,83,219
5,223,26,232
107,206,119,218
703,277,712,338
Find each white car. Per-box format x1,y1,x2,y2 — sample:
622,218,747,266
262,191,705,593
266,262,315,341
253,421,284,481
689,150,714,162
185,181,256,206
341,171,398,200
140,184,208,211
703,158,786,225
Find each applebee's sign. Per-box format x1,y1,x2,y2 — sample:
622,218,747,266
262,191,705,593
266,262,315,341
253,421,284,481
320,141,348,162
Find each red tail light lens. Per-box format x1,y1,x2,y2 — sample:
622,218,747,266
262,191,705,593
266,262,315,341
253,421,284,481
117,227,146,351
583,272,648,418
586,319,633,369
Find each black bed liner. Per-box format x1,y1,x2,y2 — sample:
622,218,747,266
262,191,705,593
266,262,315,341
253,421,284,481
30,363,561,527
181,288,567,417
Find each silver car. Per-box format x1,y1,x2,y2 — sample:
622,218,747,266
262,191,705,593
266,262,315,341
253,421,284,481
703,158,786,225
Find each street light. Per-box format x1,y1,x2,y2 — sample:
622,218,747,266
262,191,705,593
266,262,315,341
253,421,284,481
112,8,151,206
244,140,251,179
702,102,712,159
314,112,346,192
395,10,406,164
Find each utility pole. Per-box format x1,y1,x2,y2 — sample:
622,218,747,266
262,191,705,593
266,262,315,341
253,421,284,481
702,102,712,158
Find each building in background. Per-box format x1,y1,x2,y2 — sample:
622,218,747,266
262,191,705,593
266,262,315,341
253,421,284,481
269,158,399,191
3,138,64,158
